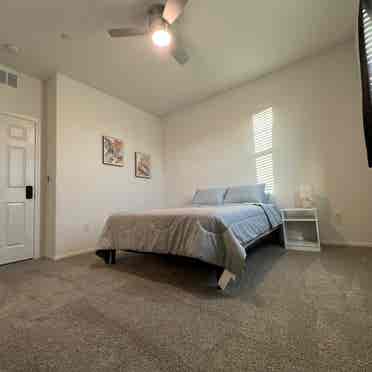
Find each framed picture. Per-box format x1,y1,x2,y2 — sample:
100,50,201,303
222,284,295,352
135,152,151,179
102,136,124,167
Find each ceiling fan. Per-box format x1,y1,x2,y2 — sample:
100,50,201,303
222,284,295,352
108,0,189,65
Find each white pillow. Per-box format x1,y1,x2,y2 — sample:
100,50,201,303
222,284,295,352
192,188,227,205
224,184,266,204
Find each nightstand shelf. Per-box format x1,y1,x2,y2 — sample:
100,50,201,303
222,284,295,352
281,208,321,252
283,219,317,222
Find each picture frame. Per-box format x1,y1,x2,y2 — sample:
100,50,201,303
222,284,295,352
102,136,124,167
135,152,151,179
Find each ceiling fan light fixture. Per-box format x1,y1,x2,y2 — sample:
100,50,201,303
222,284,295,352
152,29,172,48
108,0,189,64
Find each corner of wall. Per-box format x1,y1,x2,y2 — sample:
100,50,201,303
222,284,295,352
42,76,57,259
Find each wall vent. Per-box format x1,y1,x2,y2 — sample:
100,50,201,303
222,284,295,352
0,69,18,88
7,72,18,88
0,70,6,84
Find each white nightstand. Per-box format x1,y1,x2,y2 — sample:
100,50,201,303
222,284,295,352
281,208,321,252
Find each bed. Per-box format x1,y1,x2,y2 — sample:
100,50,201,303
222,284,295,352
96,185,282,289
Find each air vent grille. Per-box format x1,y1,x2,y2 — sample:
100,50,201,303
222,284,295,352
7,72,18,88
0,69,18,88
0,70,6,84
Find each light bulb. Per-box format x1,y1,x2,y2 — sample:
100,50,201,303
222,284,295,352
152,29,171,48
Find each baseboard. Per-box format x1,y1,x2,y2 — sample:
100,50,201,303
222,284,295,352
53,248,96,260
322,240,372,248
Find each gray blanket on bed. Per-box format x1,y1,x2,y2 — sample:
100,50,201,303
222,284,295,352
98,204,282,276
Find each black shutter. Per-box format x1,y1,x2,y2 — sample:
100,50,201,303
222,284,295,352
359,0,372,167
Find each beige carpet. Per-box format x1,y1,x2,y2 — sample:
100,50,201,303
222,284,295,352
1,244,372,371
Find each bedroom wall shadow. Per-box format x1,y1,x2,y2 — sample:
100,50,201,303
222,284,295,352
226,243,287,299
314,194,347,246
91,243,286,298
92,252,222,299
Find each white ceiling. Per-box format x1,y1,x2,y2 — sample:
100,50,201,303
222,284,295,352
0,0,358,116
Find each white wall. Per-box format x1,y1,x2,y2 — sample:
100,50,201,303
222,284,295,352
0,64,42,120
164,41,372,246
0,68,165,259
47,74,165,259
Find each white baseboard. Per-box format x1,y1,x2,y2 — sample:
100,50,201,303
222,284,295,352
322,240,372,248
53,248,96,261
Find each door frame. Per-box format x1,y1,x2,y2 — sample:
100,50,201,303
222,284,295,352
0,111,41,259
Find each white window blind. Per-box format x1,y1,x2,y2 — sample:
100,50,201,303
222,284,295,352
253,108,274,194
359,0,372,167
362,6,372,100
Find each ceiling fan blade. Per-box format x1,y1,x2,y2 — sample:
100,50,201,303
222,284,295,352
108,27,147,38
170,39,189,65
162,0,189,24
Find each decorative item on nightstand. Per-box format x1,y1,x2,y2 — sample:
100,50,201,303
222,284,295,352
298,184,314,208
281,208,321,252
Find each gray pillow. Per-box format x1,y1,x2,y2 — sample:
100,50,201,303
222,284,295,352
192,188,227,205
224,184,266,204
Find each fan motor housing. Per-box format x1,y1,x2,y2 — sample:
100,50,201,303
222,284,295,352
148,4,168,31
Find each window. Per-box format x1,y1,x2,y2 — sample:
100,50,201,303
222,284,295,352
362,5,372,99
359,0,372,167
253,107,274,193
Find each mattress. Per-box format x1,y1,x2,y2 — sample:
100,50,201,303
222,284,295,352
98,203,282,276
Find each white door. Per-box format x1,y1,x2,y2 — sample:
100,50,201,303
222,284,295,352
0,114,35,265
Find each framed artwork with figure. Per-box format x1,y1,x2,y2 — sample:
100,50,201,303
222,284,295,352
103,136,124,167
135,152,151,179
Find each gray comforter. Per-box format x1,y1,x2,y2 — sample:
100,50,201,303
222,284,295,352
98,204,282,276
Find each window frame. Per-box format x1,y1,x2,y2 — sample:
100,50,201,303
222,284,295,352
359,0,372,167
252,107,274,194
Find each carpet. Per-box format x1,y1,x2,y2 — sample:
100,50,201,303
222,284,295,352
0,244,372,371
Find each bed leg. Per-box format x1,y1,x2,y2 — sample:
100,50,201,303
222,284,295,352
218,270,236,290
278,226,285,248
106,250,116,264
215,267,224,281
96,249,116,264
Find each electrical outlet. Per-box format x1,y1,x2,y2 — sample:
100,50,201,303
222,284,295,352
334,211,343,225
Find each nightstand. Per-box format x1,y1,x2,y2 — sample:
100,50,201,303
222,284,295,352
281,208,321,252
